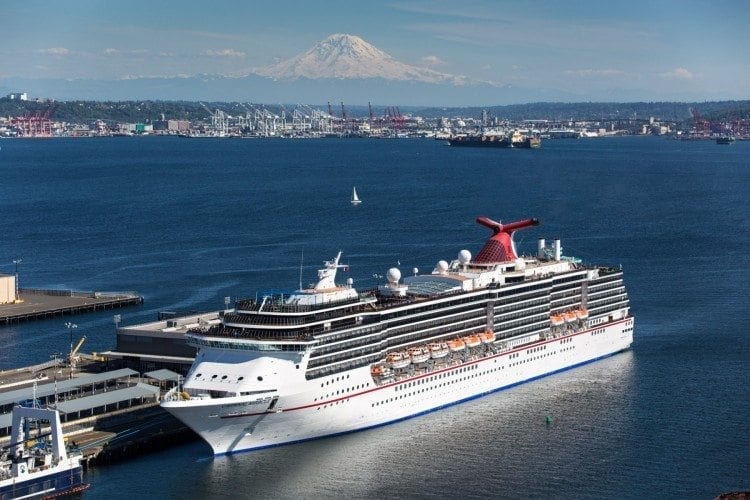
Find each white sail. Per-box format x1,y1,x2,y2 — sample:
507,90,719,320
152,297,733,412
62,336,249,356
351,187,361,205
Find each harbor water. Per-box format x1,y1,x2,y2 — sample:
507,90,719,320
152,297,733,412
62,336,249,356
0,136,748,498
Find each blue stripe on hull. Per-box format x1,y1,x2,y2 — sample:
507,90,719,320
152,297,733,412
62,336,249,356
216,347,631,456
0,466,84,500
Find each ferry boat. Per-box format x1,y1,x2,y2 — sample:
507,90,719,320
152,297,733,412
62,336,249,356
0,406,89,499
162,216,634,455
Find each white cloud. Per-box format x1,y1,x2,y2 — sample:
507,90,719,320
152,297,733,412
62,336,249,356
659,67,694,80
420,55,445,67
203,49,246,58
38,47,69,56
482,64,492,70
103,48,118,55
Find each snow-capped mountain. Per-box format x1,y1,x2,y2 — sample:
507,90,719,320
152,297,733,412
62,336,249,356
255,33,465,84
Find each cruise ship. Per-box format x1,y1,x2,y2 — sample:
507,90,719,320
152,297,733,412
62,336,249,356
162,216,634,455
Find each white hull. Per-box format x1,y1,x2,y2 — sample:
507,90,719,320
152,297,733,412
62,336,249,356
163,317,633,455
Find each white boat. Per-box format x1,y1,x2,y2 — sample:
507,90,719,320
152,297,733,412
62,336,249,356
385,351,411,369
162,215,634,456
0,406,89,498
408,347,430,364
351,187,362,205
428,342,450,359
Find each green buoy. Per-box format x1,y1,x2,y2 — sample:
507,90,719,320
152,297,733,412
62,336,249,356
545,415,553,426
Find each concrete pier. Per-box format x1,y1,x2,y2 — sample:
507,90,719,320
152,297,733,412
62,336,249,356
0,288,143,324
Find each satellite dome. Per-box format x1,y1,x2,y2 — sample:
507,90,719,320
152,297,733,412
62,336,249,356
387,267,401,284
437,260,449,273
413,267,419,276
346,277,354,286
458,250,472,265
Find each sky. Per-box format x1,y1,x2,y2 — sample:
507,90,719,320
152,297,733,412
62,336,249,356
1,0,748,102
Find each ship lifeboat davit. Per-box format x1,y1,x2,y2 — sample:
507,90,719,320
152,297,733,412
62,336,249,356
480,331,496,344
428,342,450,359
447,339,466,352
463,335,482,348
386,351,411,369
550,315,565,327
576,308,589,320
408,346,431,364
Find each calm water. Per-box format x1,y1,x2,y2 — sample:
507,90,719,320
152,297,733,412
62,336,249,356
0,136,748,498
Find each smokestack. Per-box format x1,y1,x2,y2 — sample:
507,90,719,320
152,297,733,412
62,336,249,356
554,239,561,261
537,238,546,259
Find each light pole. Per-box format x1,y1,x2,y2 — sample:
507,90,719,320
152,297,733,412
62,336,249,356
12,258,21,302
113,314,121,335
65,322,77,379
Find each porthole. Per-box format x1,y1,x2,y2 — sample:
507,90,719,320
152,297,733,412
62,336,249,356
238,376,244,381
211,374,218,379
257,376,263,381
221,375,228,380
196,373,202,378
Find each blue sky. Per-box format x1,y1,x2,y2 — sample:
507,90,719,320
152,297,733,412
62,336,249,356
1,0,748,101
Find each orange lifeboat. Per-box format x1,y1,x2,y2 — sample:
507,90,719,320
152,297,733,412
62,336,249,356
447,339,466,352
563,311,577,323
480,331,496,344
463,335,482,348
371,364,393,378
550,314,565,327
576,308,589,320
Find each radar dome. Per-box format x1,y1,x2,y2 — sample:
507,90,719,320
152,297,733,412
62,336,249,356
346,277,354,286
437,260,449,273
387,268,401,284
458,250,472,265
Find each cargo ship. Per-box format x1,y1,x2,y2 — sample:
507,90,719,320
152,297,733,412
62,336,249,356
447,132,540,148
447,134,511,147
162,216,633,455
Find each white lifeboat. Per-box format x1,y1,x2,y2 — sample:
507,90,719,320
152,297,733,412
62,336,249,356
386,351,411,369
408,346,431,364
428,342,450,359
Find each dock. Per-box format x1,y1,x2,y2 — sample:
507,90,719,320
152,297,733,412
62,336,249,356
0,288,143,324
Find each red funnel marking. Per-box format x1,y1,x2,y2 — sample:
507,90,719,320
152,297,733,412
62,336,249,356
474,216,540,263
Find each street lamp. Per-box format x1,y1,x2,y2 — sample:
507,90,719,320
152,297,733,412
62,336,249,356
12,258,21,302
65,322,77,378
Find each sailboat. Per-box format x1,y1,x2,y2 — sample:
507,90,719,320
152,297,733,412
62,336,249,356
351,186,362,205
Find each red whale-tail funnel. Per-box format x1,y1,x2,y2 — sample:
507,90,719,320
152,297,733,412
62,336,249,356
474,216,540,263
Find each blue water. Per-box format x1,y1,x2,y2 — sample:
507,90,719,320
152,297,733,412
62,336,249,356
0,136,748,498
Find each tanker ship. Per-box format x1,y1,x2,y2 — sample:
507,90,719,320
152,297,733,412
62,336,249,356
162,216,633,455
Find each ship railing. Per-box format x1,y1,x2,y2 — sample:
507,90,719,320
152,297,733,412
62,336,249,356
234,292,376,314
